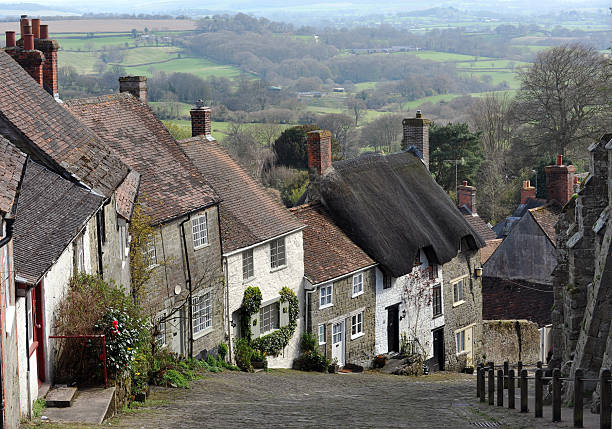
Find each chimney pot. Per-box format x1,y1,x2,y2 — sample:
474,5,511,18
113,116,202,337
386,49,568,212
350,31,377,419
39,24,48,39
19,17,29,36
463,180,468,186
119,76,147,102
520,180,536,204
24,33,34,51
23,25,32,37
5,31,16,48
31,18,40,38
416,110,422,118
557,154,563,166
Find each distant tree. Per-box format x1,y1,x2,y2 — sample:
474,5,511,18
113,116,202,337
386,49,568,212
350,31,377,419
317,113,355,158
359,114,403,153
346,98,366,126
273,124,340,169
429,123,483,194
513,44,611,158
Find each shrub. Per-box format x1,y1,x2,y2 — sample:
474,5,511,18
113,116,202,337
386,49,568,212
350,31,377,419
293,333,329,372
95,308,143,376
162,369,189,388
234,338,255,372
218,342,228,361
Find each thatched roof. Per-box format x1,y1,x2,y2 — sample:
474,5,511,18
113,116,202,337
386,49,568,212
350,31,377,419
320,150,485,278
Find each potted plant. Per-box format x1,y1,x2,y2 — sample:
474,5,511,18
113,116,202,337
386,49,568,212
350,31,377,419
328,358,339,374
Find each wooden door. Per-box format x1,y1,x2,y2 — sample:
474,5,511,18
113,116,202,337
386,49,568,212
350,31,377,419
331,321,345,367
432,328,445,371
387,305,399,353
33,282,45,383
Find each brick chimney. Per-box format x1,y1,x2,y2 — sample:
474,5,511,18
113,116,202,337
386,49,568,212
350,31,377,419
190,99,212,137
119,76,147,102
520,180,536,204
457,180,477,214
5,30,44,86
401,110,431,169
545,155,575,205
307,130,332,179
34,25,60,99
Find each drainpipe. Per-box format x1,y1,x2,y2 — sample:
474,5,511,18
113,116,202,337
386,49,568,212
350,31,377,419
223,257,232,363
0,216,15,248
304,281,317,334
179,218,193,359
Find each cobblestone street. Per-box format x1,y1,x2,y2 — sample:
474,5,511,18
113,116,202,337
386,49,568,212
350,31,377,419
107,370,579,428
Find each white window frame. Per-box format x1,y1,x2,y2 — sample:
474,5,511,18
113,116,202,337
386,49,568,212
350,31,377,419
26,289,33,345
192,214,209,249
319,284,333,309
192,290,212,338
242,248,254,280
270,237,286,270
146,238,157,269
452,276,466,306
456,329,466,354
318,324,326,345
352,273,364,298
351,311,364,339
260,302,280,334
155,314,166,347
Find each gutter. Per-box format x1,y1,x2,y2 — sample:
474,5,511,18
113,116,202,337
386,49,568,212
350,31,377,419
306,263,378,288
222,226,306,258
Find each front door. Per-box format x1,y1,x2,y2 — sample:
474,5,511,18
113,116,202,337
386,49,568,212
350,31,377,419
33,282,45,384
332,321,345,367
432,328,445,371
387,305,399,353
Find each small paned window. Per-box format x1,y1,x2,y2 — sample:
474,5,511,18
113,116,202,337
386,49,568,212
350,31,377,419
260,302,280,334
270,238,286,269
242,249,254,280
351,312,364,338
428,264,438,280
432,285,442,317
383,272,392,289
155,315,166,347
318,324,326,345
352,273,363,297
192,215,208,249
192,292,212,334
320,284,333,308
453,279,465,303
456,330,466,353
146,239,157,268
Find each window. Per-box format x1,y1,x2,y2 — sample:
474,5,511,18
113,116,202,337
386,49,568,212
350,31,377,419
383,272,392,289
352,273,363,297
192,291,212,334
146,239,157,268
428,264,438,280
242,249,254,280
270,238,286,269
26,290,33,344
320,284,333,308
155,315,166,347
192,215,208,249
456,330,466,353
432,285,442,317
2,243,10,306
351,312,364,338
318,324,326,345
74,233,85,271
260,302,279,334
453,279,465,304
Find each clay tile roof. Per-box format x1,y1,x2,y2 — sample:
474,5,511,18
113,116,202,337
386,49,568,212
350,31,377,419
65,94,218,224
290,202,375,285
480,238,502,264
179,136,303,252
13,160,104,285
459,206,497,242
0,51,129,198
0,137,26,216
529,202,562,246
116,170,140,220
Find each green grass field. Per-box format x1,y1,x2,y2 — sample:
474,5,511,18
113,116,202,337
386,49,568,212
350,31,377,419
124,57,243,80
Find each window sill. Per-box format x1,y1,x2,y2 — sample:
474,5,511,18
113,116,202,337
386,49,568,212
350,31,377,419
351,290,364,299
319,303,333,310
242,276,256,284
452,300,465,308
351,332,365,341
193,325,213,340
432,313,443,320
318,342,326,346
456,350,469,356
269,265,287,273
194,242,210,251
260,327,280,337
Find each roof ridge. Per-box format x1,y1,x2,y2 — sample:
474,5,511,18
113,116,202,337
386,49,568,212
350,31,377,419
289,201,322,212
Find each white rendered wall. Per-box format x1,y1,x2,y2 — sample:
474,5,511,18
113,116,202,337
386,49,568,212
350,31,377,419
225,231,304,368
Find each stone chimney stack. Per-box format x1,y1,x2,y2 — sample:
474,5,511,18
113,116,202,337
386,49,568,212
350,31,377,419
457,180,476,214
307,130,332,179
119,76,147,102
545,155,575,205
401,110,431,169
190,99,212,137
520,180,536,204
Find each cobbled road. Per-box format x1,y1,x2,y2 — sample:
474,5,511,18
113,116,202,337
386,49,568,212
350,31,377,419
111,370,575,429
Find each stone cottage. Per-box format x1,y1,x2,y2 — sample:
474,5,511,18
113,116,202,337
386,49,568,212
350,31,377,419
303,113,485,371
178,105,305,368
291,202,377,368
65,84,225,359
552,134,612,405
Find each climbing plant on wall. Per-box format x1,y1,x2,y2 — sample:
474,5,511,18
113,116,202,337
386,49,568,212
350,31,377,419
240,286,262,341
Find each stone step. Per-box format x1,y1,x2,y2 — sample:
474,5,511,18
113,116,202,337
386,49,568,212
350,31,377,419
45,386,78,408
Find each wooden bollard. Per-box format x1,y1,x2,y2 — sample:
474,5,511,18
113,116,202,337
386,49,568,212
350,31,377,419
488,368,495,406
508,369,515,409
479,368,486,403
574,368,583,428
552,368,561,422
517,361,523,388
535,369,543,418
537,361,543,369
476,366,481,399
520,369,529,413
497,370,504,406
601,368,611,429
504,361,509,389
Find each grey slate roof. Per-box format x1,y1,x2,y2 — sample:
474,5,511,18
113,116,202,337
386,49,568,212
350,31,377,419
13,160,104,285
0,51,129,198
320,150,485,278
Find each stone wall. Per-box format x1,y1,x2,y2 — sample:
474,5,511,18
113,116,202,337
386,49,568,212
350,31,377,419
309,267,376,368
481,320,541,365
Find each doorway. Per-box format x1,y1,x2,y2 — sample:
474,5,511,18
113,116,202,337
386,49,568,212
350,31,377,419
33,282,45,385
432,327,445,371
387,304,399,353
331,321,345,367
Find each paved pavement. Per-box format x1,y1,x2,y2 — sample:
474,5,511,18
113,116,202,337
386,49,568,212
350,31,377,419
108,370,595,429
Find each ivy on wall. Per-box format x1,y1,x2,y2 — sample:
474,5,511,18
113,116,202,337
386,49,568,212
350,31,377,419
240,286,262,341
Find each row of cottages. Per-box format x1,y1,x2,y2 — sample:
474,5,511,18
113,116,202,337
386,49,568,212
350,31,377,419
0,32,140,422
298,115,486,371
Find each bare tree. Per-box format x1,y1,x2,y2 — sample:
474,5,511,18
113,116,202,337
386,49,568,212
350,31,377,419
317,113,355,158
252,123,283,149
346,98,366,126
359,114,403,153
513,44,611,158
